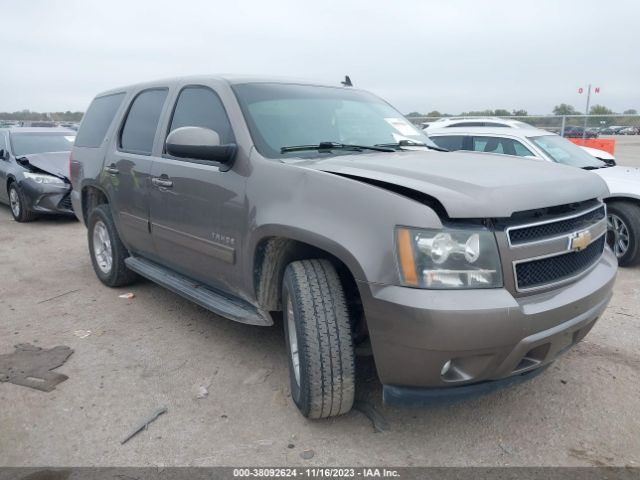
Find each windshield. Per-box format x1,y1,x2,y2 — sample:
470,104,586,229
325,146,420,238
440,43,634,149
11,132,76,156
528,135,606,168
233,83,437,158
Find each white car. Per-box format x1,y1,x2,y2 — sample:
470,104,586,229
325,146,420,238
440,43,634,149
424,117,616,164
427,126,640,266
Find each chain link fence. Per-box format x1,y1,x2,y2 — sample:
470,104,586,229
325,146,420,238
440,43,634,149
407,114,640,136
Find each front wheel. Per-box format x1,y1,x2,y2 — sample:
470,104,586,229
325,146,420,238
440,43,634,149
607,201,640,267
8,183,37,222
87,204,138,287
282,259,355,419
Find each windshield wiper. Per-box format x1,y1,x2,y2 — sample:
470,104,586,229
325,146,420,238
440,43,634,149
280,142,395,154
375,140,449,152
582,165,608,170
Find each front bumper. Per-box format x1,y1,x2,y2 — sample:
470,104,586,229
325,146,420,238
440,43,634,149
358,248,616,393
19,179,74,215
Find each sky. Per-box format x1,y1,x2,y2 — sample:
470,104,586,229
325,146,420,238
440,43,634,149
2,0,639,115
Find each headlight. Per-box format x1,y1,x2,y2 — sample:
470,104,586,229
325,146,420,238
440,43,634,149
396,226,503,289
24,172,65,184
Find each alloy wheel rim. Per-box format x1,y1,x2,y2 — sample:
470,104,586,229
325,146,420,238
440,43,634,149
607,214,630,258
92,221,113,274
286,296,301,386
9,188,20,217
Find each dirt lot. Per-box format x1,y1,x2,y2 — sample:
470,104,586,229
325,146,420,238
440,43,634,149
0,139,639,467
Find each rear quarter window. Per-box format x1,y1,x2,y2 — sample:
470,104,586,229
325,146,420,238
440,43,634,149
75,93,125,148
430,135,465,151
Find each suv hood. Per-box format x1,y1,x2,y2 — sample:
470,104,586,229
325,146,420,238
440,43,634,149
17,151,70,180
298,150,609,218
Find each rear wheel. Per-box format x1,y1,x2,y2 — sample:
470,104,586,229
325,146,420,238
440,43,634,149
8,182,37,222
88,204,138,287
282,259,355,419
607,201,640,267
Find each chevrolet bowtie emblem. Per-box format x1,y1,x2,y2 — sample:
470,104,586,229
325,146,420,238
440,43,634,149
571,230,592,251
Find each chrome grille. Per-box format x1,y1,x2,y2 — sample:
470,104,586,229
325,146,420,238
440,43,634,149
505,202,607,293
508,205,605,246
515,236,606,290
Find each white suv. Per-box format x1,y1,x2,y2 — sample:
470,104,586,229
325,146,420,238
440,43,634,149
427,125,640,267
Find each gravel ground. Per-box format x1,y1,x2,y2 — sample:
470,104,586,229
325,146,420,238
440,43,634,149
0,139,638,467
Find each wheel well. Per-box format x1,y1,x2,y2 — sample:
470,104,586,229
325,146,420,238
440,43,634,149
6,176,15,193
253,237,365,338
81,186,109,224
604,196,640,209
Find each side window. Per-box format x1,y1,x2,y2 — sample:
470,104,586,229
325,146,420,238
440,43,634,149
120,89,168,155
0,133,6,152
429,135,465,151
168,86,234,146
472,136,534,156
512,141,534,157
75,93,125,148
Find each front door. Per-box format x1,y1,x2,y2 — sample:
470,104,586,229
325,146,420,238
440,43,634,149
148,85,246,294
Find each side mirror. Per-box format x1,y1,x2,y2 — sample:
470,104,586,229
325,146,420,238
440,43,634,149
166,126,236,164
0,149,8,160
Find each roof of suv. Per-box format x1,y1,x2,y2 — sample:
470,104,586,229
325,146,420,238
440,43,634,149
426,126,554,138
424,117,533,129
93,75,354,98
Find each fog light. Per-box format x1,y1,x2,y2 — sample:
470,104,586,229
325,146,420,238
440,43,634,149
440,360,452,376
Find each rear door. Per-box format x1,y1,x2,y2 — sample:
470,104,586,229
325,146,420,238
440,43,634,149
148,84,246,293
103,88,170,256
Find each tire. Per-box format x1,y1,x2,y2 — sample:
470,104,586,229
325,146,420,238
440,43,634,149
607,201,640,267
282,259,355,419
87,204,138,287
8,182,37,222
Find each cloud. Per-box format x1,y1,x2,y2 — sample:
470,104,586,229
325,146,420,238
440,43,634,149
2,0,638,114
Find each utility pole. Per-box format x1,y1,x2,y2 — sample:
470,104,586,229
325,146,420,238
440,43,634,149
578,84,600,140
582,84,591,140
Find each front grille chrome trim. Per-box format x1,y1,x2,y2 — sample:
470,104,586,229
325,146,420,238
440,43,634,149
512,230,607,293
506,203,605,248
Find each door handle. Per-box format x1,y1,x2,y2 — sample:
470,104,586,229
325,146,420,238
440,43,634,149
104,165,119,175
151,176,173,188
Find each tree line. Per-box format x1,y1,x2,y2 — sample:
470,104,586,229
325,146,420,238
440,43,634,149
407,105,638,118
0,110,83,121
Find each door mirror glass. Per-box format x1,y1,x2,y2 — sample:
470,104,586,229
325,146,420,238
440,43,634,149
166,126,236,163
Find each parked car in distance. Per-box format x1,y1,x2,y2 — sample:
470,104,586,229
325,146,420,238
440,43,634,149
585,127,601,137
562,126,598,138
600,126,627,135
428,126,640,266
71,76,615,418
619,126,639,135
0,127,75,222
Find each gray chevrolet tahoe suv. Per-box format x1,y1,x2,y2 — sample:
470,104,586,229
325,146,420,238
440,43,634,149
70,76,616,418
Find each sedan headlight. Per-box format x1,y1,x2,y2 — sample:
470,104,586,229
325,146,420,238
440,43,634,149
24,172,65,184
396,226,503,289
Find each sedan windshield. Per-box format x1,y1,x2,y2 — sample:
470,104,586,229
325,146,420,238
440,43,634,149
528,135,606,169
233,83,437,158
11,132,76,156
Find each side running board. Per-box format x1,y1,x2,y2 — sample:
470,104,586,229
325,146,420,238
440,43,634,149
124,256,272,326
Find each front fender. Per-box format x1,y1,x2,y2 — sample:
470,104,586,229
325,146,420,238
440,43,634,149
243,155,444,290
